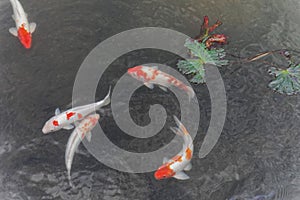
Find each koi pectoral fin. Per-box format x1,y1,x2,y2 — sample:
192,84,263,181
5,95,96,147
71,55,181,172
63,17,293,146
55,108,61,115
159,86,168,92
29,22,37,33
63,124,74,130
163,157,169,164
173,171,190,180
9,28,18,37
144,82,154,89
86,131,92,142
184,163,192,171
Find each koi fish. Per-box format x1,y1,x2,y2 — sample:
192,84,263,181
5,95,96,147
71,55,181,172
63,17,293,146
42,87,110,134
154,116,193,180
127,66,195,101
65,114,99,186
9,0,36,49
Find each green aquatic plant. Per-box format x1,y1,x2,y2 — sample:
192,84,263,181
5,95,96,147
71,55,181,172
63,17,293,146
177,39,228,84
268,64,300,95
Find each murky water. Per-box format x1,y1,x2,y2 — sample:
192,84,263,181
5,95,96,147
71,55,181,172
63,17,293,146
0,0,300,199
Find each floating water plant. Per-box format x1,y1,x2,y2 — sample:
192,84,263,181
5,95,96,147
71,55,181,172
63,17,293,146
268,63,300,95
177,16,229,84
177,39,228,84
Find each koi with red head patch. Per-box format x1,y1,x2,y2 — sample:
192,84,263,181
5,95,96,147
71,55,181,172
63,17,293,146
9,0,36,49
17,25,32,49
154,116,194,180
42,87,111,134
154,165,176,180
127,65,151,82
65,114,99,186
127,65,195,101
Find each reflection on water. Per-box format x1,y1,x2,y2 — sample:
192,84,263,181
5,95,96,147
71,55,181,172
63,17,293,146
0,0,300,199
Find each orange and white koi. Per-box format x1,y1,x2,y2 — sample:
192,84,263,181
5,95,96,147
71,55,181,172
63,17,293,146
42,87,110,134
9,0,36,49
154,116,193,180
65,114,99,186
127,66,195,100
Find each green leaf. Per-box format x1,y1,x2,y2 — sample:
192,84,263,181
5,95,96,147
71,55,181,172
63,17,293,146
176,39,228,84
268,64,300,95
184,39,228,67
177,59,205,84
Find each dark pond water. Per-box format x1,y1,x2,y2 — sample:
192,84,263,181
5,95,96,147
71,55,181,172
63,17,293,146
0,0,300,199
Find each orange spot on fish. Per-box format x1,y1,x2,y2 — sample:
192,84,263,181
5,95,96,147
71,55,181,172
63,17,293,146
52,120,59,126
154,165,175,180
185,148,192,160
137,69,149,81
77,113,83,119
127,66,142,73
172,155,183,162
128,66,150,81
151,69,159,80
66,112,76,120
18,24,32,49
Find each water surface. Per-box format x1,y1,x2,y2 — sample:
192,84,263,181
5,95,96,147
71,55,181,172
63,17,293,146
0,0,300,199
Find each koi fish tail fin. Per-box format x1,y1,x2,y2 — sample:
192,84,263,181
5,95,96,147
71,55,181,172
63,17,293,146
186,86,195,101
96,86,111,109
9,0,16,5
67,170,74,188
170,126,184,137
170,116,189,137
103,86,111,106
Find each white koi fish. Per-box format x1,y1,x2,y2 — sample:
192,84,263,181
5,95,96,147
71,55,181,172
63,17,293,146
65,114,99,186
127,66,195,101
42,87,110,134
154,116,194,180
9,0,36,49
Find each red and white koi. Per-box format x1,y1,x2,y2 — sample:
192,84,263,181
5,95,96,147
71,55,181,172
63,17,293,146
127,66,195,101
154,116,194,180
65,114,99,186
42,87,110,134
9,0,36,49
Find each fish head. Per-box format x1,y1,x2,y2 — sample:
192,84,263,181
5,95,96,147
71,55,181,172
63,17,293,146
127,66,146,81
42,117,61,134
18,26,32,49
154,165,175,180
